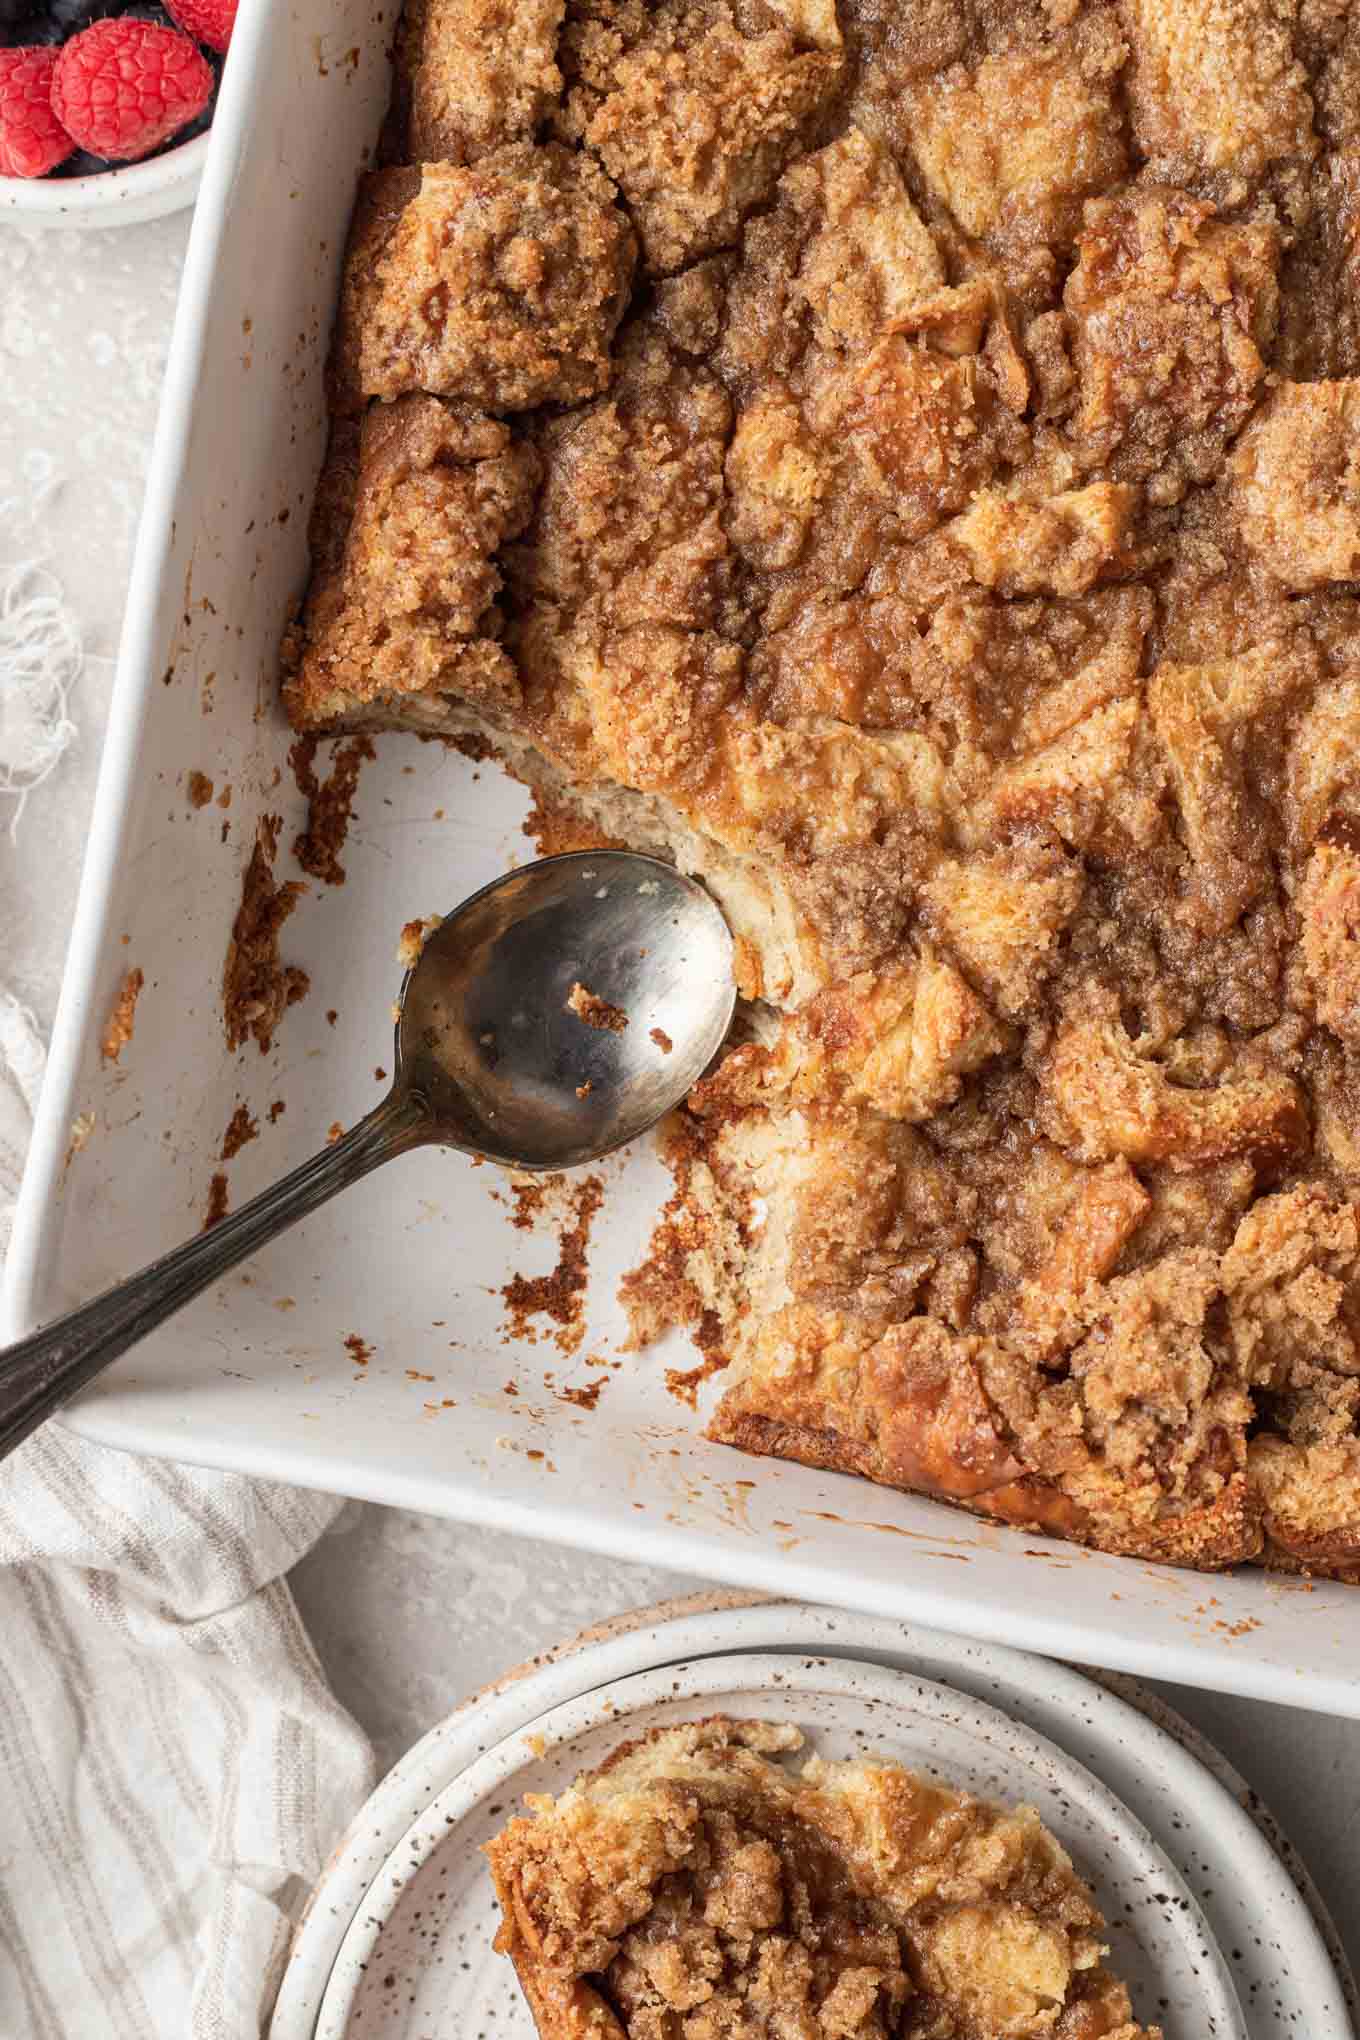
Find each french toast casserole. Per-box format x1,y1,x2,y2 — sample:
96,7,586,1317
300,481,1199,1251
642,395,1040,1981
285,0,1360,1578
485,1716,1162,2038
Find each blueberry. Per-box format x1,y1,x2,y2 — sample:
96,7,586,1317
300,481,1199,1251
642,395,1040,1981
3,0,190,52
0,0,49,48
49,147,103,175
104,0,179,21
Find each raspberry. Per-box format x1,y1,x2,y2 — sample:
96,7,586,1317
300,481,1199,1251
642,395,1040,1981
0,45,72,175
164,0,233,53
51,15,211,161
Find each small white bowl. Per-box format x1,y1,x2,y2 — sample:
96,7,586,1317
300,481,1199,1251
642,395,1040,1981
0,127,208,227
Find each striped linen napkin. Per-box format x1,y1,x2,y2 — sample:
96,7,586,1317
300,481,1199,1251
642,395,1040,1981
0,993,374,2033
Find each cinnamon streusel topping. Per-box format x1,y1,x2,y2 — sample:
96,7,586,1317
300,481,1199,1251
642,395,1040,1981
288,0,1360,1577
486,1717,1162,2038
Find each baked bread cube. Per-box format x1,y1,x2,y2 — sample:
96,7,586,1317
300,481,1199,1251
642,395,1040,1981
902,18,1127,246
1231,379,1360,590
332,145,635,414
1300,835,1360,1043
1118,0,1316,178
394,0,563,163
561,0,842,275
776,129,944,352
946,482,1138,598
1063,188,1280,499
284,396,538,727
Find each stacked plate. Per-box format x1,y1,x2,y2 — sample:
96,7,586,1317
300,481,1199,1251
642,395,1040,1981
271,1599,1356,2040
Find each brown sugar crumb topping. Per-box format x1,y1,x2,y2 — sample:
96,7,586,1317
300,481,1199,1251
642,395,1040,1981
220,1103,259,1160
287,0,1360,1580
222,819,309,1055
566,981,628,1031
202,1172,229,1232
559,1375,605,1409
501,1173,604,1356
486,1718,1160,2040
100,967,143,1065
291,732,376,885
394,0,565,165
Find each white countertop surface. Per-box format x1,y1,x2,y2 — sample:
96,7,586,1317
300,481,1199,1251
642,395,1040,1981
4,212,1358,2002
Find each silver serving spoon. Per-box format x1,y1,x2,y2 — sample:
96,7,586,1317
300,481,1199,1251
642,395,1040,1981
0,850,735,1460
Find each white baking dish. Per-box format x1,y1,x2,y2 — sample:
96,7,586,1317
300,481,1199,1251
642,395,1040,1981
6,0,1360,1717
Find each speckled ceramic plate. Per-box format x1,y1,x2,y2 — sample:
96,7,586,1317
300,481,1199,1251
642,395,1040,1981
271,1601,1354,2040
314,1649,1244,2040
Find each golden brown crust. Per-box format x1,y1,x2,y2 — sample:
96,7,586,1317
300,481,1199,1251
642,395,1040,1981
285,396,539,728
1117,0,1316,181
290,0,1360,1578
1230,379,1360,590
902,14,1129,248
394,0,565,164
558,0,843,276
1061,186,1280,504
486,1717,1161,2039
331,147,635,415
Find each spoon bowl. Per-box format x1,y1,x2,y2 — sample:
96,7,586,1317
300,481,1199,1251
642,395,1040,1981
401,851,736,1169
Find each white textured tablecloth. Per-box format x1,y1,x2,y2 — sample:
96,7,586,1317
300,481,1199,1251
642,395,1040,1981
0,220,374,2040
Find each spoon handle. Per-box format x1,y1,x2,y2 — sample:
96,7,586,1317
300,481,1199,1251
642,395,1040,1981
0,1089,430,1462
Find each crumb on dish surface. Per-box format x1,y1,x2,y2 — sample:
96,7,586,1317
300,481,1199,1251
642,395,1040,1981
397,912,443,967
281,0,1360,1580
501,1174,604,1357
290,732,376,885
485,1715,1162,2040
566,980,628,1032
220,1102,259,1159
100,966,143,1064
64,1110,96,1170
202,1170,229,1231
222,818,308,1055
